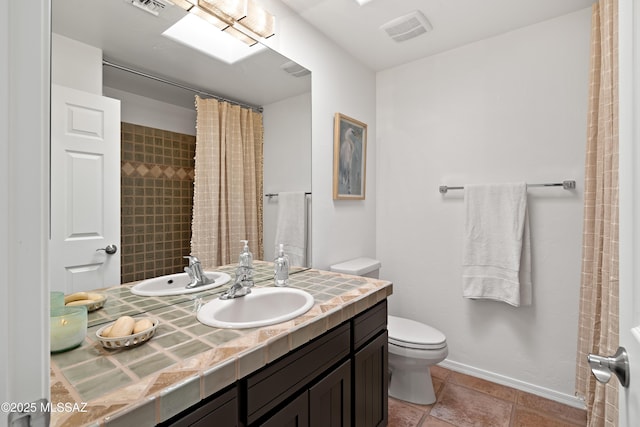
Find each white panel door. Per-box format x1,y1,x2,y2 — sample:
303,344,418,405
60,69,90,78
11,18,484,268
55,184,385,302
619,0,640,424
50,84,121,293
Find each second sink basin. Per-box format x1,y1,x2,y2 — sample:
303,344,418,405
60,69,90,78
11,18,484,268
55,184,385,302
131,271,231,296
197,287,315,329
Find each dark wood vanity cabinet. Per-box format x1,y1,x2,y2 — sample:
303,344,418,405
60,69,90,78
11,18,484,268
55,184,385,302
259,360,352,427
161,385,238,427
308,360,351,427
259,391,309,427
162,300,388,427
353,331,388,427
247,322,351,425
353,300,389,427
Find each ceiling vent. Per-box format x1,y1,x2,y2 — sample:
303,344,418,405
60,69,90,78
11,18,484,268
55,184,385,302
126,0,170,16
281,61,311,78
380,10,433,42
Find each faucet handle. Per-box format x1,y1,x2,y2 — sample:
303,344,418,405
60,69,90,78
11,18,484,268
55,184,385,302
183,255,200,265
236,265,252,275
237,274,249,282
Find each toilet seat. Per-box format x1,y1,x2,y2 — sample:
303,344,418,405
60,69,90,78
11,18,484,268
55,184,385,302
388,315,446,350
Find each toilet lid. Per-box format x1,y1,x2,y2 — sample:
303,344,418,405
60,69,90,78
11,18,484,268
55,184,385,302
388,315,446,350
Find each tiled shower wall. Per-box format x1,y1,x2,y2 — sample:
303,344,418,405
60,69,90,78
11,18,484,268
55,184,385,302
120,122,195,284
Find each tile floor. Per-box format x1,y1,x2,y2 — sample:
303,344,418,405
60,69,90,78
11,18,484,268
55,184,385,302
388,366,587,427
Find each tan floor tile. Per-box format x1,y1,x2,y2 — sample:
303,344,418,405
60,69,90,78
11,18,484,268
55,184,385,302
432,376,446,400
431,365,452,382
448,371,518,402
512,406,585,427
390,367,586,427
389,397,428,427
393,375,445,413
420,415,457,426
516,391,587,425
430,383,513,427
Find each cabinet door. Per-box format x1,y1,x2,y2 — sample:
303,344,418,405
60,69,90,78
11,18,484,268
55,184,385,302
247,324,350,424
354,331,388,427
260,392,309,427
309,360,351,427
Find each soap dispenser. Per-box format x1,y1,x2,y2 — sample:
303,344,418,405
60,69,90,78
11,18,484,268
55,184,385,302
237,240,254,283
239,240,253,268
274,243,289,287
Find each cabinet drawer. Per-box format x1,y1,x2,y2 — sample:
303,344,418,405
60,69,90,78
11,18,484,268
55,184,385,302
246,323,351,425
353,300,387,350
162,385,238,427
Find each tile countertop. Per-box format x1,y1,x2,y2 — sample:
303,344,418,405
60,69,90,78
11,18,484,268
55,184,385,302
49,261,393,427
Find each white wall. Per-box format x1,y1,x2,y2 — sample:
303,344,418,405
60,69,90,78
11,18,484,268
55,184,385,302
2,2,51,424
263,92,312,263
103,87,197,136
52,33,102,94
0,3,7,414
376,9,591,405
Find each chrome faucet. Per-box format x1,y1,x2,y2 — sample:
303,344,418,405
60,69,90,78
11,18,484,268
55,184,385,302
183,256,213,289
219,266,254,299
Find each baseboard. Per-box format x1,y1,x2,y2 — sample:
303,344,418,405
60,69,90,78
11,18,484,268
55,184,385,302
438,359,586,410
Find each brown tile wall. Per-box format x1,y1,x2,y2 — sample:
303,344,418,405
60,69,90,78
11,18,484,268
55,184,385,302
120,122,195,283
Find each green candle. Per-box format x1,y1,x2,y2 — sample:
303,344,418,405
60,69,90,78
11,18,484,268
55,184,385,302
50,291,64,309
50,306,87,353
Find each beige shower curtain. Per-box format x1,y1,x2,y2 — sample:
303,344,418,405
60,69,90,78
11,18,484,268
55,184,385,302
191,96,264,268
575,1,619,426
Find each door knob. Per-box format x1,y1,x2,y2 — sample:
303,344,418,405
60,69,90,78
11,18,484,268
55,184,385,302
96,244,118,255
587,346,630,387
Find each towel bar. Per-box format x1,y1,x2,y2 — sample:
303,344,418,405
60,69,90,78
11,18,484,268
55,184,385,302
438,180,576,194
265,192,312,198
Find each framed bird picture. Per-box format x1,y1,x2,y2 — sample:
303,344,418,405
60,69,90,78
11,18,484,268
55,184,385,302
333,113,367,200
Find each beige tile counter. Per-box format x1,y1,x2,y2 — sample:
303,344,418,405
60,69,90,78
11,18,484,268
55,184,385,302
50,262,393,427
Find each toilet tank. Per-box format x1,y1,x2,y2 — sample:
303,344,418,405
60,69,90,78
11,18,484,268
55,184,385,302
329,257,381,278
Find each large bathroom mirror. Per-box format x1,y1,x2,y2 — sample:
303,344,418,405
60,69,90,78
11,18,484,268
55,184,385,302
51,0,312,324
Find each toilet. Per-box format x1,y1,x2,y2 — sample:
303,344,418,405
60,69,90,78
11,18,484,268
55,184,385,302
329,257,448,405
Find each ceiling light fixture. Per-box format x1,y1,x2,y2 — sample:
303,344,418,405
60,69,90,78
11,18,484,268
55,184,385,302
171,0,275,45
162,12,266,63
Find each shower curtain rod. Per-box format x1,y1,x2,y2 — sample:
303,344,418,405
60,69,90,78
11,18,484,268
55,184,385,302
438,180,576,194
102,60,263,113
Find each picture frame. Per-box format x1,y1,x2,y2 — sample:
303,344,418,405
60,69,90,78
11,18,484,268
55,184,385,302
333,113,367,200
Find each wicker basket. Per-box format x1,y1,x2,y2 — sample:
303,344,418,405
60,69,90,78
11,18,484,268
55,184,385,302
96,317,159,349
65,292,107,312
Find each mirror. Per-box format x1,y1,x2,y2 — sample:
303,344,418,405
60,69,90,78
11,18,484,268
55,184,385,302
51,0,312,326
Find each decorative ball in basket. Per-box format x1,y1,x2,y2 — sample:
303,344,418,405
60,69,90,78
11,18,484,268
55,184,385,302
96,316,158,349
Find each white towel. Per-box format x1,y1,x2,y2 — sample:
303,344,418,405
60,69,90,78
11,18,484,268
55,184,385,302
462,183,532,306
274,192,307,267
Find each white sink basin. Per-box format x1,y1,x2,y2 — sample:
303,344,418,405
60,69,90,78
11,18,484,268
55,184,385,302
131,271,231,296
197,287,315,329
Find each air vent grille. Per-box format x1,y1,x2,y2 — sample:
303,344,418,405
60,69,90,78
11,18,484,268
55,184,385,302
281,61,311,78
380,10,433,42
126,0,169,16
